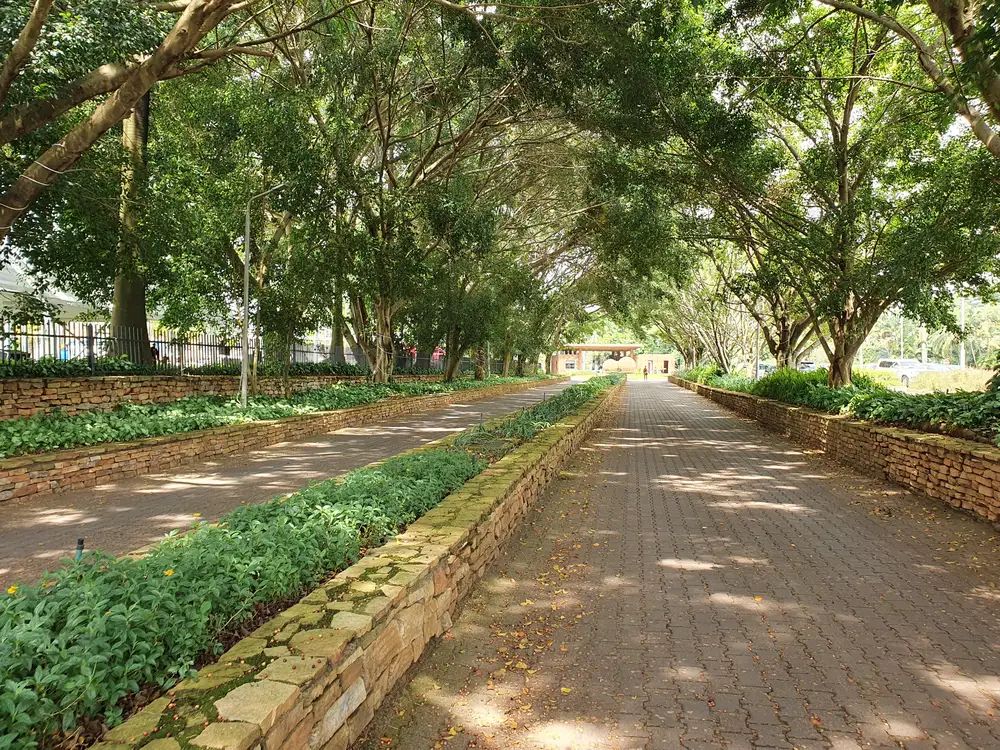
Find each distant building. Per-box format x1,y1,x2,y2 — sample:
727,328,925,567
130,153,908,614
551,343,651,374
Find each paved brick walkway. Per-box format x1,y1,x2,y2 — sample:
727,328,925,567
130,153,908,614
358,381,1000,750
0,382,568,588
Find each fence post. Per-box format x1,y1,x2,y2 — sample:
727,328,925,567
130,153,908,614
87,324,95,374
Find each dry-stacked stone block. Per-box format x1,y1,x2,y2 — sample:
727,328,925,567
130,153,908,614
670,376,1000,526
0,374,444,421
90,383,623,750
0,379,564,505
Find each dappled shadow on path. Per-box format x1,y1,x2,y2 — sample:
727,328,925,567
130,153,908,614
356,381,1000,750
0,383,570,588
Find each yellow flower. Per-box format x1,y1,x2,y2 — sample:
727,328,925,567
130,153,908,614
164,569,174,577
6,585,17,595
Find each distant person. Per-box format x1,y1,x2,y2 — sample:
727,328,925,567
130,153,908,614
643,366,648,380
150,345,160,363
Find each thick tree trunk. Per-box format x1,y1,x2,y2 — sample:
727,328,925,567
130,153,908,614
827,332,862,387
474,346,486,380
110,92,151,365
501,330,512,377
368,297,394,383
443,326,463,381
330,279,346,364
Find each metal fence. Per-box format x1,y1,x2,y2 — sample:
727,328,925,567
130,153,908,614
0,319,521,375
0,320,248,370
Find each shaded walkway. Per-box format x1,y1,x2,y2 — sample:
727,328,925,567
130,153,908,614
0,381,568,587
358,380,1000,750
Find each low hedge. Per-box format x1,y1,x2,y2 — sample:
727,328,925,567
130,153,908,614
0,375,620,747
0,355,182,379
185,361,370,377
0,376,547,459
678,366,1000,445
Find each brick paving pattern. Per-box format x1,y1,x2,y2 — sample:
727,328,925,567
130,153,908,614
358,381,1000,750
0,381,569,587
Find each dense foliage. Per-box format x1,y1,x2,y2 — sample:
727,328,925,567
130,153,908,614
679,368,1000,444
0,375,619,746
184,361,370,377
0,356,181,379
0,377,546,459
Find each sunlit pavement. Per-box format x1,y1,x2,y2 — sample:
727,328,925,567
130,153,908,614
357,380,1000,750
0,381,570,588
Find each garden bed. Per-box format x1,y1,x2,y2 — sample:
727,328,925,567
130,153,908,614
680,365,1000,446
0,377,557,504
0,376,623,749
0,372,445,421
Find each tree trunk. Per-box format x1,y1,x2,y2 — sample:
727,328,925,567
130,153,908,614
827,332,862,387
370,297,394,383
501,330,512,377
110,92,151,365
474,346,486,380
443,326,463,381
330,278,346,364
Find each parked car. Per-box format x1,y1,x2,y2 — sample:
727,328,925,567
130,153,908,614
797,361,818,372
757,363,777,377
867,358,927,388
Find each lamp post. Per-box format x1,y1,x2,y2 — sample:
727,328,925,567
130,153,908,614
241,184,285,408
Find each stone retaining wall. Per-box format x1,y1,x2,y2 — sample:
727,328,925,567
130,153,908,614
93,382,623,750
0,379,561,505
669,376,1000,526
0,374,442,420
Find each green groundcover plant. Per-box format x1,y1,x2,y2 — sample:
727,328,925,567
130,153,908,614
678,367,1000,445
0,376,547,459
0,356,182,379
0,375,621,747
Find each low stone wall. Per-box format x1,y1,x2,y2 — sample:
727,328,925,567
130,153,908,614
669,376,1000,526
0,374,442,421
93,382,623,750
0,379,561,505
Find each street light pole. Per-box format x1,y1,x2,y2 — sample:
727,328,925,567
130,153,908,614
241,184,285,408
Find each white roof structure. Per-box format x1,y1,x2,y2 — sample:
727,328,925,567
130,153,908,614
0,266,90,320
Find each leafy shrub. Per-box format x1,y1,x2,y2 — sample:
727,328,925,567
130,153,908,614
680,366,1000,444
0,376,546,459
0,356,181,379
0,374,618,746
0,449,483,745
185,361,370,377
711,373,754,391
679,364,722,383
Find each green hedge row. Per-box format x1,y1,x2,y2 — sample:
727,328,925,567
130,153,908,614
0,375,620,747
0,355,182,379
0,376,547,459
678,366,1000,445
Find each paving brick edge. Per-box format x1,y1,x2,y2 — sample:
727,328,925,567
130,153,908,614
0,378,565,505
669,376,1000,527
92,382,624,750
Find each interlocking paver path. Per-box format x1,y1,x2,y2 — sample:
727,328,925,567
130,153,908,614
0,381,568,587
359,380,1000,750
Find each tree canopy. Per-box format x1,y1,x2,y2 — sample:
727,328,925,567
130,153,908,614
3,0,998,386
